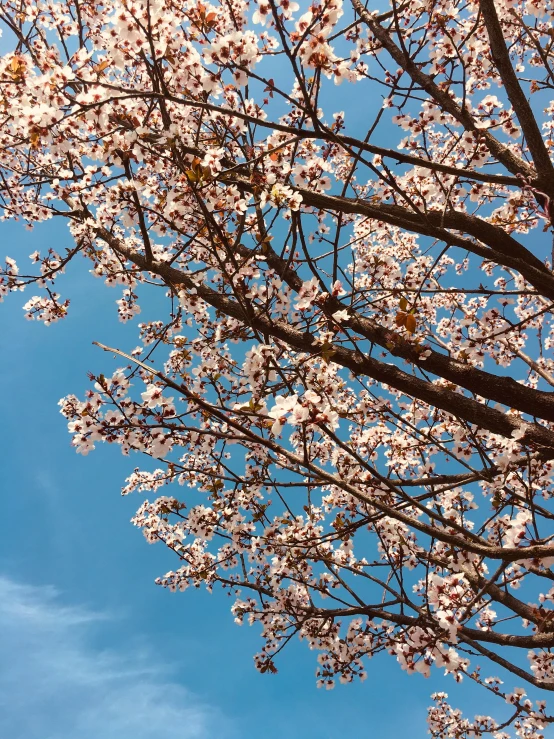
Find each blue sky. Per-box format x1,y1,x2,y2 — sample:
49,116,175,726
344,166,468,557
2,202,551,739
0,217,436,738
0,218,449,738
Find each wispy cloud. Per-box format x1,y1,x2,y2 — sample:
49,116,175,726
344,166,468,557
0,576,233,739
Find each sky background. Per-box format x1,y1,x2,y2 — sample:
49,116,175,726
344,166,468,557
1,9,553,739
3,191,551,739
0,216,446,739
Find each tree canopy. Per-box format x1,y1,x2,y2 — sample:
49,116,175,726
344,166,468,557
2,0,554,734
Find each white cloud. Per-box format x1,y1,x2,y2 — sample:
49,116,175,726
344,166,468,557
0,576,234,739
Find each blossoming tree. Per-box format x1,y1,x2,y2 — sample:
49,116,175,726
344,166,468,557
3,0,554,733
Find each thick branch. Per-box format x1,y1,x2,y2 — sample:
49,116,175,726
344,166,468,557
295,191,554,300
94,338,554,562
351,0,537,181
479,0,554,184
91,225,554,452
82,86,521,186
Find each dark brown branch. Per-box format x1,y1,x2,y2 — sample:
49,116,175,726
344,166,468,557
76,86,521,186
294,189,554,299
351,0,536,181
93,338,554,562
460,633,553,690
479,0,554,185
92,225,554,452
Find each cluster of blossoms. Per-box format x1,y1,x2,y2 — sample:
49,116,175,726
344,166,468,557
267,390,339,435
3,0,554,735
